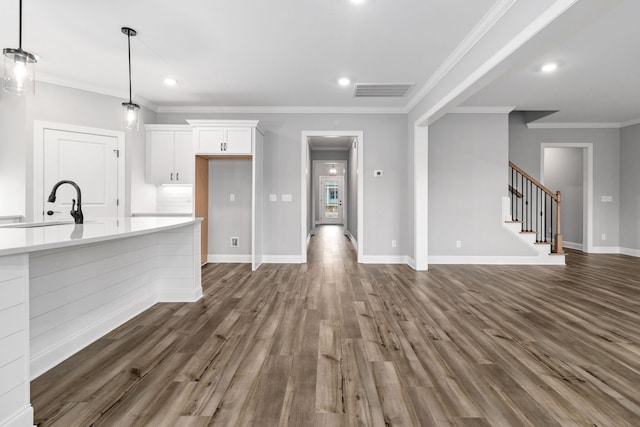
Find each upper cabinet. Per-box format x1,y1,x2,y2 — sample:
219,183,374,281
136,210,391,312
189,120,261,155
145,125,193,184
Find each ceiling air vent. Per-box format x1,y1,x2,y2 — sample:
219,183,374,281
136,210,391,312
353,83,414,97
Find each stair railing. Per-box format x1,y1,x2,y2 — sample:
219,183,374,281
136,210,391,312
509,162,563,254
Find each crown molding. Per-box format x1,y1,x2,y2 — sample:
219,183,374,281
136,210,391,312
405,0,518,112
156,105,406,114
620,117,640,128
449,106,516,114
527,122,621,129
37,74,159,112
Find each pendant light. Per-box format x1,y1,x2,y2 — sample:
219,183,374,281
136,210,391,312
3,0,37,95
328,163,338,176
121,27,140,130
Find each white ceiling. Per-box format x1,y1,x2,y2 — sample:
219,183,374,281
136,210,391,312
462,0,640,125
0,0,496,109
3,1,638,124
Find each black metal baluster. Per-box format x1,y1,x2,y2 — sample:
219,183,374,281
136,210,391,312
550,200,554,252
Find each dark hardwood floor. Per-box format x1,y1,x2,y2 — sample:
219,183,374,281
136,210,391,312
32,225,640,426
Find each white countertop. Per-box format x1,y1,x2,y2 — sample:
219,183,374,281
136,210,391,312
0,217,202,256
131,212,193,217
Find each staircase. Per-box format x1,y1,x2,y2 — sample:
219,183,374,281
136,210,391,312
504,162,565,264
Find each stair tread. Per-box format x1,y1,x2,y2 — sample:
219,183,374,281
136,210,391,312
519,231,536,234
535,241,552,245
505,220,523,223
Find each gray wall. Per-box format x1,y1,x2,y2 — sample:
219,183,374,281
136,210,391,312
158,112,407,257
0,82,157,220
209,160,252,256
543,148,583,245
620,123,640,251
428,113,535,256
0,90,27,216
509,112,620,248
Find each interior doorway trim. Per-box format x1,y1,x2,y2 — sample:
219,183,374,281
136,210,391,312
540,142,594,253
33,121,126,221
301,131,363,263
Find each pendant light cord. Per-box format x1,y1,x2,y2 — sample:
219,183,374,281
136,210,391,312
127,31,133,103
19,0,23,49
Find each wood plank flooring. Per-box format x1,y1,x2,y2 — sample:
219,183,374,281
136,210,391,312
32,225,640,426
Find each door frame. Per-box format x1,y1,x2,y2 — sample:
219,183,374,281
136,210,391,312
540,142,594,253
318,175,345,225
33,121,126,221
301,131,363,263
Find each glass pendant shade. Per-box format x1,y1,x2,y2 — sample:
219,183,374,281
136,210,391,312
328,164,338,175
122,101,140,130
3,48,36,94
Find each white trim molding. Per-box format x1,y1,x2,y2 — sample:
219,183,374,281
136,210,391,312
207,254,252,263
262,255,304,264
158,105,405,115
563,241,583,251
406,0,518,111
527,122,621,129
360,255,411,265
588,246,622,254
449,106,516,114
619,247,640,257
428,255,565,265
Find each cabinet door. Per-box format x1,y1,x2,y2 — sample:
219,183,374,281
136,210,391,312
225,128,252,154
174,131,194,184
197,128,225,154
148,131,175,184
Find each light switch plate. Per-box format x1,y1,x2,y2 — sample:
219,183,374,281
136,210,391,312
269,194,277,202
601,195,613,203
282,194,292,202
230,193,235,202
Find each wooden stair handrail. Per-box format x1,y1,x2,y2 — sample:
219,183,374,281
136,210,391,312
509,161,558,200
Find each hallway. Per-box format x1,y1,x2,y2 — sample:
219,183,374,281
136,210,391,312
32,225,640,426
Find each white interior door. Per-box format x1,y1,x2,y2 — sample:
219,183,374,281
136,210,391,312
319,176,344,224
42,129,119,222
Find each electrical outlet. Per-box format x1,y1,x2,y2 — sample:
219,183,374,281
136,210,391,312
269,194,277,202
391,240,397,248
231,237,239,247
230,193,235,202
601,233,607,241
456,240,462,248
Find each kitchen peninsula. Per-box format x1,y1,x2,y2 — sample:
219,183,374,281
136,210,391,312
0,217,202,427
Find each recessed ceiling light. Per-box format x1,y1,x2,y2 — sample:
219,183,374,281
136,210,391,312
325,135,339,138
541,63,558,73
164,78,178,86
338,77,351,86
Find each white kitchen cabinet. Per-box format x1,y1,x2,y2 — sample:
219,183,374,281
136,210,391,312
145,125,194,184
189,120,257,155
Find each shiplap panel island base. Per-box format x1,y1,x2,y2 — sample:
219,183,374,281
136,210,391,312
0,217,202,427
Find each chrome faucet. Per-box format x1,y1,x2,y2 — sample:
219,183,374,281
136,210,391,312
47,180,83,224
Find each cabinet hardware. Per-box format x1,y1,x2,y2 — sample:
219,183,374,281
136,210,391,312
220,142,224,151
170,172,174,181
176,173,180,181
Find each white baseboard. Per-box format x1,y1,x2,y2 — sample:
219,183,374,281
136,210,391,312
156,287,203,303
563,241,583,250
588,246,621,254
262,255,304,264
345,230,358,251
406,256,416,269
428,255,565,265
1,405,34,427
307,232,312,247
619,247,640,257
207,254,252,263
360,255,409,264
30,294,155,380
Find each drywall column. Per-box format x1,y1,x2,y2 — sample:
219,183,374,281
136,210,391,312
414,125,428,270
